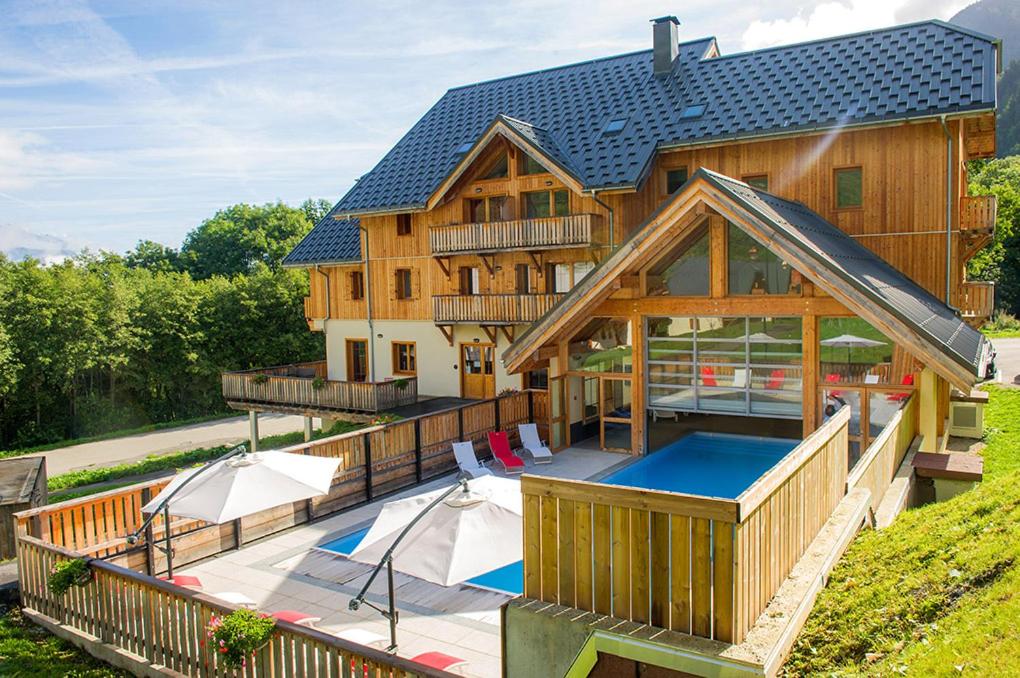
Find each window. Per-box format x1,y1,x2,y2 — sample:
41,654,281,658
727,222,792,295
819,318,895,384
392,342,416,375
520,154,546,175
349,271,364,300
743,174,769,191
678,103,706,119
603,117,628,135
396,213,412,236
568,317,632,373
515,263,530,294
645,225,709,296
834,167,863,209
554,263,571,293
394,268,413,300
459,266,480,295
524,368,548,390
522,190,569,219
573,260,594,285
466,195,510,223
665,167,688,194
546,261,591,293
455,141,473,154
480,154,508,179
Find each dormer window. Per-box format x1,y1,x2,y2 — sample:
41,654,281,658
520,153,547,176
603,117,628,135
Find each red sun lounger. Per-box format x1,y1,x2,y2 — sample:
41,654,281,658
486,431,525,474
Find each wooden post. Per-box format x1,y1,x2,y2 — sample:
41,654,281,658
234,518,243,550
494,396,501,432
414,418,422,483
303,416,313,442
527,389,534,423
919,367,939,452
630,314,646,456
709,216,727,298
802,315,819,436
248,411,259,452
364,433,374,501
141,487,155,576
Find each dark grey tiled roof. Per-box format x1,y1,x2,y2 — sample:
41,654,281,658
499,115,582,179
701,169,987,377
327,20,996,219
283,215,360,266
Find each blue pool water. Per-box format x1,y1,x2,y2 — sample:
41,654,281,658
320,432,796,596
603,432,797,499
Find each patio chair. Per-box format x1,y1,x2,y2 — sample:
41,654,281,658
333,628,387,647
518,423,553,464
651,409,676,422
732,368,747,389
271,610,321,627
864,373,880,384
764,369,785,390
486,431,526,474
411,651,467,673
452,441,493,479
212,591,257,609
824,372,843,397
887,373,915,402
158,575,203,590
700,365,718,387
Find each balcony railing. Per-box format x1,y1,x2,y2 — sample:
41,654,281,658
960,280,995,320
429,213,603,255
433,293,563,324
222,360,418,414
960,195,997,234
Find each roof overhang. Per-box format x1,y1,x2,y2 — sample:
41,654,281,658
503,169,985,391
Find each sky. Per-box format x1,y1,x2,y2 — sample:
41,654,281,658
0,0,975,257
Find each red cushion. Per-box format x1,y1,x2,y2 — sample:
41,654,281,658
765,369,785,390
902,374,915,386
825,373,841,384
160,575,202,589
700,366,718,388
272,610,320,625
488,431,524,466
412,651,466,671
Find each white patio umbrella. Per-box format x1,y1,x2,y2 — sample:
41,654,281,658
141,450,340,523
349,475,522,587
821,334,886,375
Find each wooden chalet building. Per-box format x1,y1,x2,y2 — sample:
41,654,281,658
228,17,997,457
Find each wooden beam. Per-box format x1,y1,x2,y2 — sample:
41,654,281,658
709,216,727,298
527,251,543,271
595,296,852,317
480,254,496,277
499,325,515,343
630,314,645,456
435,256,451,279
481,325,498,344
437,324,454,347
802,315,819,436
918,367,939,452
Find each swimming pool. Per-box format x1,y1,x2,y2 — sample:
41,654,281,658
603,432,797,498
320,431,797,596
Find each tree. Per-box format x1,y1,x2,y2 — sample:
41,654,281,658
125,240,181,273
299,198,333,226
180,202,314,279
968,156,1020,314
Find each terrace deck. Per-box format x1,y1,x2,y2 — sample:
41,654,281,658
175,447,628,678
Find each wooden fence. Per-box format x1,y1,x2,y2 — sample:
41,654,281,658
16,535,456,677
432,293,563,324
847,393,918,514
222,362,418,414
960,281,995,321
960,194,997,234
521,407,851,645
429,213,603,255
13,391,538,676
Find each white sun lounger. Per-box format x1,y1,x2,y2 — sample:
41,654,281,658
518,423,553,464
453,441,492,478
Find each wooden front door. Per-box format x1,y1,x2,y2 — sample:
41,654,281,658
461,343,495,399
346,339,368,382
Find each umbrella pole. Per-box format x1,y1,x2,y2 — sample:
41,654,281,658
164,503,174,579
386,557,397,651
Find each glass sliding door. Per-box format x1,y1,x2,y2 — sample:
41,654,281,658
599,375,632,452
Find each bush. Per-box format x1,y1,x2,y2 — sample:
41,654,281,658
205,609,275,670
47,558,91,596
984,310,1020,335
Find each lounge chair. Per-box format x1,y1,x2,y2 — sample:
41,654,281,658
212,591,257,609
764,369,785,390
732,368,747,389
333,628,387,647
887,374,915,402
412,651,467,673
518,423,553,464
700,365,718,387
159,575,202,590
452,441,492,479
651,408,676,422
486,431,526,474
824,372,842,397
271,610,321,627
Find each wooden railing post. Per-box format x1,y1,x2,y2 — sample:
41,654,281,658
414,418,423,483
364,432,374,501
527,389,535,424
140,487,155,576
494,396,501,432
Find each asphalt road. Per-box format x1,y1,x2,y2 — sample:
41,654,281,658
25,413,309,476
991,337,1020,387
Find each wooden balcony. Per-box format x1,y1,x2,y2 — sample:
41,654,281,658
960,280,995,324
433,293,563,325
222,360,418,416
429,213,603,256
960,195,997,235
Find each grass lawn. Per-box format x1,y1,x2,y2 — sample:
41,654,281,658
786,385,1020,676
983,329,1020,339
0,607,130,677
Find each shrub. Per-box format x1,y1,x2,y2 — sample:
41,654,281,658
311,376,326,390
205,609,275,670
250,373,269,385
47,558,92,596
984,311,1020,334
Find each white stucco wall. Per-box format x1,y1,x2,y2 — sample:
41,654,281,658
323,319,526,397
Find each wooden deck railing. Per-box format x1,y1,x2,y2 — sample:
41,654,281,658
16,535,456,677
521,407,851,645
429,213,603,255
432,293,563,324
14,391,538,676
960,195,997,234
222,361,418,414
847,393,918,514
960,281,995,320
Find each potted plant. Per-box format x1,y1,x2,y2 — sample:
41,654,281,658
311,376,326,390
393,377,409,391
47,558,92,596
205,609,276,670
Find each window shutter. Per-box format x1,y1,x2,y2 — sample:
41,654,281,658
389,270,397,300
412,269,421,299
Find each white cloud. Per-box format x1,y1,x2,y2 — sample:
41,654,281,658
740,0,973,51
0,222,81,264
0,130,105,191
